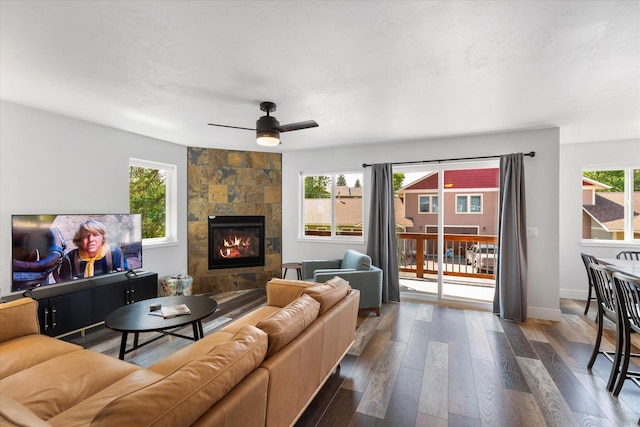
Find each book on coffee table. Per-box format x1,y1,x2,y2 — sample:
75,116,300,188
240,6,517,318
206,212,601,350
149,304,191,319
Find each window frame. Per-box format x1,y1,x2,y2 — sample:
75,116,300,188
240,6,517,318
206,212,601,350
299,171,365,243
456,194,483,214
581,166,639,243
129,158,178,248
418,194,438,214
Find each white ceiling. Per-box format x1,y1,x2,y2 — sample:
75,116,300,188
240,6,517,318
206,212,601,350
1,1,639,152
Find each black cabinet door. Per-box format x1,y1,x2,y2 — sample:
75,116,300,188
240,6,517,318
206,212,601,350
39,290,93,337
93,281,129,322
128,274,158,304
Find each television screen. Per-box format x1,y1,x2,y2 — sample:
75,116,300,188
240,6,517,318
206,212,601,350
12,214,142,292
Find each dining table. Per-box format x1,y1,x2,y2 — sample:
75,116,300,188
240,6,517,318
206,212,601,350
596,257,640,280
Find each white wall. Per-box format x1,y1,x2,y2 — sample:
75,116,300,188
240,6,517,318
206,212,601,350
0,101,188,297
282,128,561,320
559,139,640,300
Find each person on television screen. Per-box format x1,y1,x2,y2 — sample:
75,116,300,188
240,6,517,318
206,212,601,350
66,219,128,278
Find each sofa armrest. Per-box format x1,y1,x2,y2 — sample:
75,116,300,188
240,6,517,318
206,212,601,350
0,298,40,344
312,268,356,280
313,267,383,311
300,259,341,280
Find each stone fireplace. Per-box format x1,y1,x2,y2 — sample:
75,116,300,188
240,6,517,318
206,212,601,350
187,148,281,294
208,215,265,269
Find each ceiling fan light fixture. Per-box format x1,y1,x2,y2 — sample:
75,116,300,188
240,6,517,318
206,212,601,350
256,130,280,146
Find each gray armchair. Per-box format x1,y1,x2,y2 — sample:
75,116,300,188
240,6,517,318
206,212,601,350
301,249,383,316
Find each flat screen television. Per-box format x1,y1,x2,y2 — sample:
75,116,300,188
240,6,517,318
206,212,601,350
12,214,142,292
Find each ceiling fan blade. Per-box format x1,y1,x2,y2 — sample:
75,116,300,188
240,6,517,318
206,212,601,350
277,120,319,133
208,123,256,131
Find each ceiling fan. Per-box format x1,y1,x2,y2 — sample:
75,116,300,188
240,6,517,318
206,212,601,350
208,101,318,146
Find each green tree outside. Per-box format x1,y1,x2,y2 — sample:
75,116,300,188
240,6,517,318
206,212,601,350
305,176,331,198
130,166,166,238
336,175,347,186
393,172,405,191
583,170,625,192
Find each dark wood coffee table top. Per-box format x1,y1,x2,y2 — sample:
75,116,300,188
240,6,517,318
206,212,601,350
105,295,217,333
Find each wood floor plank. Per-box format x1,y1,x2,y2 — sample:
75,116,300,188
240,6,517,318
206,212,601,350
296,355,357,427
428,304,449,343
471,357,518,427
390,301,418,344
448,340,479,421
357,340,407,419
530,341,605,418
538,322,601,374
376,302,400,333
418,340,448,419
485,330,531,392
499,317,538,359
301,387,363,427
401,319,430,371
517,356,579,427
556,313,602,345
518,318,551,343
415,303,433,322
381,366,422,426
504,389,548,427
414,413,447,427
574,371,639,426
465,309,494,362
447,413,481,426
443,307,468,345
349,314,382,356
342,329,392,393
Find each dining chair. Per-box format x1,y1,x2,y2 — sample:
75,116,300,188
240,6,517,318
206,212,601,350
580,253,599,315
611,271,640,397
586,263,621,391
616,251,640,261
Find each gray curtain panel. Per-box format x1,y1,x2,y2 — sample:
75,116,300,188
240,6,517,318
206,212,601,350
366,163,400,303
493,153,528,321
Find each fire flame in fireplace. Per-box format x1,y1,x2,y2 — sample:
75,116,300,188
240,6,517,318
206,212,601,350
219,236,252,258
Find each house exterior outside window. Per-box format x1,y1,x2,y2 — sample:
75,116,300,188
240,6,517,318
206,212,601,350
301,172,364,241
581,168,639,241
456,194,483,214
419,195,438,213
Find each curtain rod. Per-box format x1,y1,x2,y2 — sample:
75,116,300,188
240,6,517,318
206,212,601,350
362,151,535,168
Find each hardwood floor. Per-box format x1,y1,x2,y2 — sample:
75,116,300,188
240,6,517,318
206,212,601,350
71,291,640,426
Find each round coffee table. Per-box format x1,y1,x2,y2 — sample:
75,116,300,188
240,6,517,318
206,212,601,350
105,295,217,360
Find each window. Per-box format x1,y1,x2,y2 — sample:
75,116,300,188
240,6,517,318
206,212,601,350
129,159,177,246
456,194,482,213
582,167,639,241
419,195,438,213
301,172,364,240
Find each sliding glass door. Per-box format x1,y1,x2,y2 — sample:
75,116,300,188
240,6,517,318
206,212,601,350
396,160,499,307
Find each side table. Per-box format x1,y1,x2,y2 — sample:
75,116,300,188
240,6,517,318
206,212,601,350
281,262,302,280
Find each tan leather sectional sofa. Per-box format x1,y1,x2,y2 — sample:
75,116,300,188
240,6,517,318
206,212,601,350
0,277,360,427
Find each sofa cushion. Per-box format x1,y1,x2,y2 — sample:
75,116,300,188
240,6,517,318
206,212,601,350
0,334,83,380
90,325,268,427
1,349,141,420
148,331,235,376
341,250,371,271
256,294,320,358
303,276,351,315
265,278,316,307
0,298,40,344
0,395,51,427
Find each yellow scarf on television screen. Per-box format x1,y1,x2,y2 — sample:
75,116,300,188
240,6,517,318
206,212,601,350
78,244,109,278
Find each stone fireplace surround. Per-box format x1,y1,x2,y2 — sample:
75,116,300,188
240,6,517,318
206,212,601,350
187,148,282,294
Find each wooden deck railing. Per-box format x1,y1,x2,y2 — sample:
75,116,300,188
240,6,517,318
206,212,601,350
397,233,498,279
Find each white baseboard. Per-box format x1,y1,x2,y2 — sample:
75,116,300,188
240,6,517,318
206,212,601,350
559,288,588,300
528,306,561,321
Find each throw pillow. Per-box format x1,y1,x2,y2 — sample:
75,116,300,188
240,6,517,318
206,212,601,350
303,276,351,314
